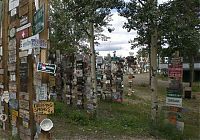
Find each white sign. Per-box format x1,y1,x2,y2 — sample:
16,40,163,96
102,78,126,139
1,91,10,103
20,34,39,50
166,97,182,107
39,84,47,100
9,0,19,11
11,8,17,16
16,23,31,32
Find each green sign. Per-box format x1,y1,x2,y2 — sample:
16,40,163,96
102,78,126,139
33,5,45,35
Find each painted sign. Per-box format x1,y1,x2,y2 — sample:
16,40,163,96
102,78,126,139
16,23,31,32
9,0,19,11
20,16,28,26
36,62,56,74
33,102,54,114
166,97,182,107
20,34,39,50
33,5,45,34
16,28,29,41
39,84,47,100
31,39,47,48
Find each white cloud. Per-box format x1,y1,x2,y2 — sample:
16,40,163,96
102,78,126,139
96,0,168,57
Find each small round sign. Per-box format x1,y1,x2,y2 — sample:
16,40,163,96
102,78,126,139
9,27,16,38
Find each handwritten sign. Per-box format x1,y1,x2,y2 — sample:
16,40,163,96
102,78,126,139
33,102,54,114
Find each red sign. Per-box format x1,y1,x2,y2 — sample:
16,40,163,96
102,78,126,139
16,28,29,42
168,64,183,79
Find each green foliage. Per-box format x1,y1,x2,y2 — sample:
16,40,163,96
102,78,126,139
50,0,124,53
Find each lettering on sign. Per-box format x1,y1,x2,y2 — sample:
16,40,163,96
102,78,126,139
166,97,182,107
9,92,16,99
19,63,28,92
39,84,47,100
9,71,16,81
20,16,28,26
12,109,18,117
33,102,54,114
20,34,39,50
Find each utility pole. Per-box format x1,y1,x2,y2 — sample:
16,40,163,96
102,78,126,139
2,0,9,131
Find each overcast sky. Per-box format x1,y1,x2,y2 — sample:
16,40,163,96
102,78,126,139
96,0,168,57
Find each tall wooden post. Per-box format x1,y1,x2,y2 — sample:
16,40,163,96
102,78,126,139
2,0,9,131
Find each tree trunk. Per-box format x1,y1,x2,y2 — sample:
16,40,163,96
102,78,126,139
89,22,97,93
189,56,194,87
150,28,158,122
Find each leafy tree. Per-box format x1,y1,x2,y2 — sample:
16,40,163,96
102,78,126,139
160,0,200,86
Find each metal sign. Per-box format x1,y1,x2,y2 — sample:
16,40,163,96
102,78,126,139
20,34,39,50
9,0,19,11
10,8,17,17
31,39,47,48
16,23,31,32
8,39,17,50
39,84,48,100
33,102,54,114
9,27,16,38
20,16,28,26
166,97,182,107
16,28,29,41
19,100,29,110
37,62,56,74
33,5,45,35
0,1,3,22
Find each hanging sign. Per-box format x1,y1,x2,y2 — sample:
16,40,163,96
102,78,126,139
33,5,45,35
33,102,54,114
36,62,56,74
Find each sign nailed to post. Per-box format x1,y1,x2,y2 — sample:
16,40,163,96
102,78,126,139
33,102,54,114
33,5,45,35
37,62,56,74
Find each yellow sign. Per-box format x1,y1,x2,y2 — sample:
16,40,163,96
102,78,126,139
12,110,18,117
33,102,54,114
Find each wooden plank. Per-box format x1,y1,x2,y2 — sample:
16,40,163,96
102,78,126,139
19,4,29,17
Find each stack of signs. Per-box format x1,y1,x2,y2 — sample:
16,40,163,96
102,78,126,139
112,62,123,102
96,56,103,98
166,57,184,129
103,56,112,100
75,54,85,109
61,55,74,105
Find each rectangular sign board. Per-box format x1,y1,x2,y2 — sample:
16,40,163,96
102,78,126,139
33,102,54,114
37,62,56,74
33,5,44,35
166,97,182,107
